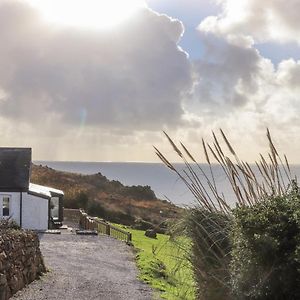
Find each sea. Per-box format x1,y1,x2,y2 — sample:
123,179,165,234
34,161,300,207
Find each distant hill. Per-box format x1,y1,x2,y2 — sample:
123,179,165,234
31,164,180,229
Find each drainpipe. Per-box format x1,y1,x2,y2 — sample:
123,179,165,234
48,198,51,229
20,192,23,228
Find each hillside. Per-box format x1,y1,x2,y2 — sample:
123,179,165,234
31,164,179,228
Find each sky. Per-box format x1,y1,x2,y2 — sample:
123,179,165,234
1,0,300,162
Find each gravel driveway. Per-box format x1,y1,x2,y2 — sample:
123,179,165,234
12,233,156,300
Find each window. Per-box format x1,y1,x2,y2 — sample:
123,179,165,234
50,197,59,219
3,196,10,217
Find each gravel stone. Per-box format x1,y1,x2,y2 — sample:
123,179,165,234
12,233,156,300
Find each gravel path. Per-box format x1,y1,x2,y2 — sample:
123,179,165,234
12,233,156,300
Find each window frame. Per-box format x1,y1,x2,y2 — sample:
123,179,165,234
1,195,11,217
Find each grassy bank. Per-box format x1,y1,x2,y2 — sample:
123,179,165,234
117,225,195,299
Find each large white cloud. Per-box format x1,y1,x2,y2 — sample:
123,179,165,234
191,34,267,109
1,0,300,163
199,0,300,44
176,0,300,163
0,0,192,131
193,0,300,120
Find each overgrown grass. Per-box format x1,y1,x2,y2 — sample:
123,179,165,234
154,129,298,299
115,224,196,299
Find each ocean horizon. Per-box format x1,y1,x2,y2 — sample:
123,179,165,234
34,161,300,207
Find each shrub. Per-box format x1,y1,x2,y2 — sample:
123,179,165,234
133,218,154,231
231,182,300,299
63,190,90,210
76,192,89,210
0,218,20,230
87,201,136,225
121,185,156,200
105,210,135,225
87,201,107,217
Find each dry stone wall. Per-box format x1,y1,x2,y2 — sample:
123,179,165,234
0,229,46,300
64,208,81,223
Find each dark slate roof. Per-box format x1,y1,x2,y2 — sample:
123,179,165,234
0,148,31,191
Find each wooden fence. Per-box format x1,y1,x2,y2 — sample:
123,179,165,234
79,209,132,244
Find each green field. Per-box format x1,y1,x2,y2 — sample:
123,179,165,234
118,226,196,299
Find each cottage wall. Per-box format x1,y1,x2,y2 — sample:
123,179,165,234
0,193,21,225
22,194,49,231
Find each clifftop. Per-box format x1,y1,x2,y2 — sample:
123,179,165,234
31,164,179,227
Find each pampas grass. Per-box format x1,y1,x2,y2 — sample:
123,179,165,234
155,129,294,299
155,129,292,212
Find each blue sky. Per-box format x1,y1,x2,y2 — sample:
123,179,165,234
147,0,220,59
147,0,300,64
256,42,300,65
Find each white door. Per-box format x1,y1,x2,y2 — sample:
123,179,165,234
0,195,11,219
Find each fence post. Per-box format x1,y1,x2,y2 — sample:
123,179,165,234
128,232,132,243
85,216,88,230
79,210,83,228
80,211,132,243
106,224,110,236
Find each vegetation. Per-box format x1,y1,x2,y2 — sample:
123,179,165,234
0,218,20,230
156,129,299,299
231,183,300,299
121,185,156,200
116,225,196,299
179,209,232,299
31,164,179,229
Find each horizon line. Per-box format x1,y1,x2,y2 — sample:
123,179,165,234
33,160,300,166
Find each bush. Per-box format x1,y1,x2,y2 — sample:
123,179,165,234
0,218,20,230
63,191,89,209
87,201,135,225
76,192,89,210
87,201,107,217
133,218,154,231
231,183,300,299
105,210,135,225
120,185,156,200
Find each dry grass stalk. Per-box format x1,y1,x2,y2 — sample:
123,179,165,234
156,129,296,299
155,129,294,213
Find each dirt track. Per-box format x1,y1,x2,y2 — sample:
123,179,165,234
12,233,156,300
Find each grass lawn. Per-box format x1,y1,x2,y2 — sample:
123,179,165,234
117,225,196,299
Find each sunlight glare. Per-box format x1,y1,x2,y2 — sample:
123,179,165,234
27,0,145,29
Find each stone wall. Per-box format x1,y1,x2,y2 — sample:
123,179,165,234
63,208,81,223
0,229,46,300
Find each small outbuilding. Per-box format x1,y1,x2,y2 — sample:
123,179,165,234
0,148,64,230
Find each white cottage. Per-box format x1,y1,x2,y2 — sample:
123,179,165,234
0,148,64,230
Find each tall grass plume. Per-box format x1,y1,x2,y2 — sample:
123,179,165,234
155,129,296,299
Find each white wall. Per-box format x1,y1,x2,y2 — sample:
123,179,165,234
0,192,21,225
22,193,49,231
